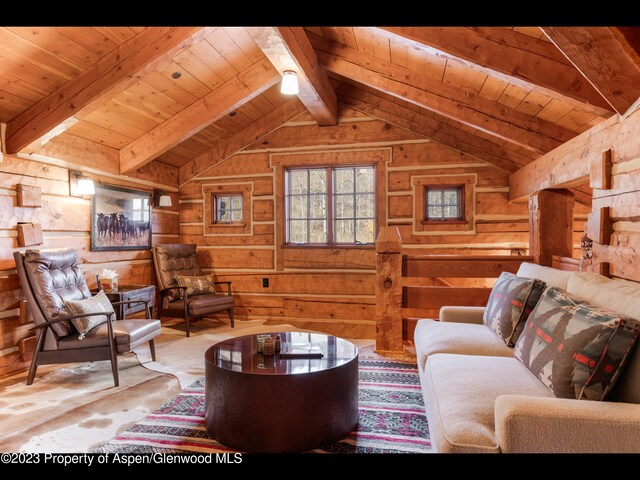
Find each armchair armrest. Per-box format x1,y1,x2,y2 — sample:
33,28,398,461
214,281,232,296
495,394,640,453
32,310,115,331
439,306,485,324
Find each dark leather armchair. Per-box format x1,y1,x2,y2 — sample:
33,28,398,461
152,244,234,337
14,247,161,387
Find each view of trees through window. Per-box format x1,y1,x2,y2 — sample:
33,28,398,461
425,186,463,221
215,194,243,223
286,166,375,245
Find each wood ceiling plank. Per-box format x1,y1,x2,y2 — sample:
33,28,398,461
180,98,306,183
379,27,613,116
248,27,337,125
338,86,526,173
310,33,575,153
542,27,640,115
5,27,210,154
120,57,280,174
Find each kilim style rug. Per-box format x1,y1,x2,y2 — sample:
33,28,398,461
97,358,432,453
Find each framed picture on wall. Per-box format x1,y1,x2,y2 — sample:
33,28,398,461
91,184,152,251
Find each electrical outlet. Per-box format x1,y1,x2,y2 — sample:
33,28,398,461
262,278,269,288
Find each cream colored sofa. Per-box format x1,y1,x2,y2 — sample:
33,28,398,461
414,263,640,453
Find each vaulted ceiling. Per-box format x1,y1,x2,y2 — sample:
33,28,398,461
1,26,639,189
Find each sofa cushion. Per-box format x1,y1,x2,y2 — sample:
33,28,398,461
483,272,545,346
66,290,115,338
567,272,640,321
414,319,512,372
514,287,640,401
517,262,573,290
423,354,553,453
175,274,217,299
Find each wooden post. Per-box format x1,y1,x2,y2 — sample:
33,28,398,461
375,226,404,353
528,189,575,267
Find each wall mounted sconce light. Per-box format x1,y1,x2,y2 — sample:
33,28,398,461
69,171,95,196
280,70,299,95
154,190,173,208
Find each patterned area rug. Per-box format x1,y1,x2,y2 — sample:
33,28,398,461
97,358,431,453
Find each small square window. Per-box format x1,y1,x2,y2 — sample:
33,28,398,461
424,186,464,221
214,194,243,224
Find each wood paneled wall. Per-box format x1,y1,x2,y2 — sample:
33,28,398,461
180,109,580,338
0,153,179,377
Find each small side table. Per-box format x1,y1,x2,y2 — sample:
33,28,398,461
93,285,156,320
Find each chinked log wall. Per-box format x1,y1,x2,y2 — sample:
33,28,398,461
178,107,587,339
0,152,180,377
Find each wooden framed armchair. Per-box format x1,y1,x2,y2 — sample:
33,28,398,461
152,244,234,337
14,247,161,387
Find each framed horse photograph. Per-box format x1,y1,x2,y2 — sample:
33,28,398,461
91,184,152,251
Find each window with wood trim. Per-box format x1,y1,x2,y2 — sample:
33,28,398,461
285,166,375,245
213,194,243,224
424,185,464,222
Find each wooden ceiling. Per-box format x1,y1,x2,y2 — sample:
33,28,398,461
1,26,639,186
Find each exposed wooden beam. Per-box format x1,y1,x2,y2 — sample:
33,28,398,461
120,58,280,174
247,27,337,125
5,27,208,154
542,27,640,115
179,98,307,184
509,113,621,201
529,189,575,267
376,27,612,116
309,33,575,154
337,86,526,173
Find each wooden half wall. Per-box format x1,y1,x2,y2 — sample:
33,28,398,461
0,153,180,377
178,107,544,338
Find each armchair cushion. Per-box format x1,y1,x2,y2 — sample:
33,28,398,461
175,274,217,298
483,272,546,346
23,247,93,337
57,319,161,352
167,294,234,317
514,287,640,401
66,291,115,339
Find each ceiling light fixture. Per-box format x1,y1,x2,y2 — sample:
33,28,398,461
280,70,299,95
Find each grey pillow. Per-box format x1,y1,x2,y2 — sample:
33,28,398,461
66,291,115,339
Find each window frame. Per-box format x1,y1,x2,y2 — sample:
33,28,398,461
423,184,465,224
213,193,244,225
284,164,377,247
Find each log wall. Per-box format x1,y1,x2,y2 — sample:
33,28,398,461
179,109,572,338
0,153,179,377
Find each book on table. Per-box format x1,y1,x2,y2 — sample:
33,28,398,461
280,342,324,359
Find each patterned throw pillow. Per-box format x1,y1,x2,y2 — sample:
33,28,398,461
66,291,115,339
514,287,640,401
483,272,546,346
174,275,217,299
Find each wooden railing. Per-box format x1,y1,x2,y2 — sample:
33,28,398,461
375,226,533,353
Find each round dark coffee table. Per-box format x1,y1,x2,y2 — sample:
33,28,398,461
204,332,358,453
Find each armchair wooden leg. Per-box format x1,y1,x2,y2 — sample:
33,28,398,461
229,308,235,328
26,330,46,386
149,339,156,361
185,317,191,337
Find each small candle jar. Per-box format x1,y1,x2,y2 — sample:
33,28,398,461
271,334,281,353
263,338,276,356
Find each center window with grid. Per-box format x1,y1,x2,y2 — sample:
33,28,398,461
425,186,463,221
286,166,375,245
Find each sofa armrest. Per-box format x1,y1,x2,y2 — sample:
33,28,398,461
495,394,640,453
439,306,485,324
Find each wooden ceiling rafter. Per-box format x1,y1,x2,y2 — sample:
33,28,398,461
541,27,640,115
119,57,281,174
308,32,576,154
247,27,337,125
5,26,211,154
375,27,613,117
179,97,307,184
